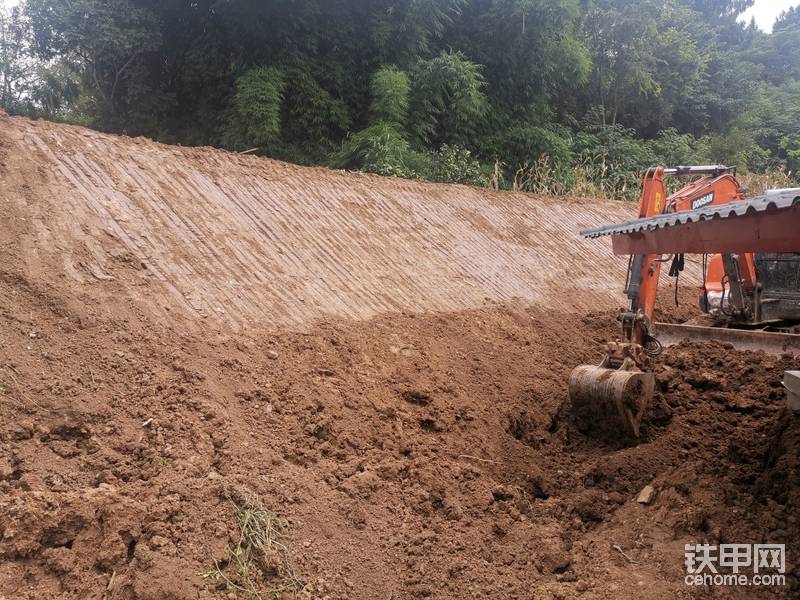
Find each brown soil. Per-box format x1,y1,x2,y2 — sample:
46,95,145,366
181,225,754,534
0,114,797,599
0,111,645,331
1,272,797,599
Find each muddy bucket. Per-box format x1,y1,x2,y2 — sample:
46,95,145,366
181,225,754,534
569,364,655,438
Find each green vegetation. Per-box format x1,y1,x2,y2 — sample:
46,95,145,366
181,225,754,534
224,67,286,152
369,66,411,125
2,1,800,197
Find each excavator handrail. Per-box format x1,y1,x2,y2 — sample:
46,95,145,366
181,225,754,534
663,165,736,177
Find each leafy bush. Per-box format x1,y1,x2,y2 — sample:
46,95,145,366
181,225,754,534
429,144,484,185
649,128,710,166
223,66,285,151
706,127,771,172
496,125,575,192
331,121,427,179
370,66,410,125
502,125,574,168
779,134,800,176
280,68,351,163
573,125,656,199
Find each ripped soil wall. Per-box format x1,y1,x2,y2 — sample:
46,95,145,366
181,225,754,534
0,112,638,330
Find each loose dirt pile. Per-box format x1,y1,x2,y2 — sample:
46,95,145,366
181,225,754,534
0,114,797,599
0,271,796,599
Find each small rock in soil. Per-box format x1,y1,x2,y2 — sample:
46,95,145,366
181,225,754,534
637,485,656,505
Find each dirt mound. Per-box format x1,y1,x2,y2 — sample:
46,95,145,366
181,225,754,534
0,112,639,330
0,266,797,598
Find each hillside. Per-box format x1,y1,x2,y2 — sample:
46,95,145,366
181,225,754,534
0,114,796,600
1,112,634,331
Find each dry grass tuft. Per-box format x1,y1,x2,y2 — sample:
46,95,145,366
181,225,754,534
201,490,303,599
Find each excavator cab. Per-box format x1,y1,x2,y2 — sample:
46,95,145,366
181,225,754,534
752,253,800,323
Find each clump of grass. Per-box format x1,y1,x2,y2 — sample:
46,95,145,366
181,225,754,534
737,167,794,196
511,160,797,202
510,155,639,200
201,491,303,600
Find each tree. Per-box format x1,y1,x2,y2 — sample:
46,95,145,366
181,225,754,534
28,59,83,119
369,0,467,64
775,6,800,30
748,7,800,84
223,66,286,151
280,68,351,164
0,6,35,113
634,3,709,135
26,0,162,130
686,0,753,19
409,50,487,148
459,0,590,110
584,0,662,128
369,66,410,125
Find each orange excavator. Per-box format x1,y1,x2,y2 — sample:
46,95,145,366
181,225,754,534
570,165,800,437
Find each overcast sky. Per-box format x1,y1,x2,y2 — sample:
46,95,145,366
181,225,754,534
2,0,799,33
740,0,800,31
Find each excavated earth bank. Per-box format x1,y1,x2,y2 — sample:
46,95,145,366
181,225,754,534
0,113,797,599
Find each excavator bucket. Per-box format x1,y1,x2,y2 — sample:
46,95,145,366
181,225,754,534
569,362,655,438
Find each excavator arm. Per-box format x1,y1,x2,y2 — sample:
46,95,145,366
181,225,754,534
570,165,748,438
620,165,748,348
620,167,666,348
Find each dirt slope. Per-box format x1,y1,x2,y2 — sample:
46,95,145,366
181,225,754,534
0,114,796,600
1,111,634,330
